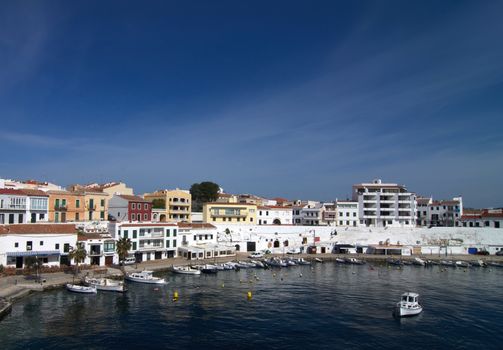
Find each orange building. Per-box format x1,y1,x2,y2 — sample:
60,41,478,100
47,190,85,222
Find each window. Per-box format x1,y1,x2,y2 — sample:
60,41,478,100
55,212,59,222
132,203,136,209
346,212,350,217
76,213,80,221
166,240,170,248
14,242,19,248
64,243,70,253
40,241,44,246
166,229,170,237
101,199,105,207
132,242,137,250
55,243,59,249
173,229,177,237
124,230,129,239
76,199,80,208
132,214,136,221
100,211,105,219
133,230,137,239
19,213,24,223
353,213,356,217
144,203,148,210
144,214,148,220
173,240,177,248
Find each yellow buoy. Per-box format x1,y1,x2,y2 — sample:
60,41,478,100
247,291,252,300
173,291,179,302
221,283,225,288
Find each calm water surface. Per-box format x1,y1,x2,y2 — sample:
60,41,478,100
1,263,502,349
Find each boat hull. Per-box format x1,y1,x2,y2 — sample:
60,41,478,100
125,276,166,284
66,284,97,294
394,304,422,317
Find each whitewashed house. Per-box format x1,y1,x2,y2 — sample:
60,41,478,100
177,223,234,260
0,224,77,268
257,206,293,225
108,222,179,262
336,201,359,227
78,233,117,266
0,189,49,224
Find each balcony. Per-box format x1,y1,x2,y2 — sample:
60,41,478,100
139,232,164,239
138,243,164,251
89,248,102,256
2,204,27,210
86,204,97,211
54,204,68,211
211,212,246,218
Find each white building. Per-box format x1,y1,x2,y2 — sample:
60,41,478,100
0,178,62,191
459,209,503,229
108,222,179,262
416,197,463,227
352,179,417,228
292,201,323,226
0,224,77,268
78,233,117,266
336,201,359,227
177,222,235,260
257,206,293,225
0,189,49,224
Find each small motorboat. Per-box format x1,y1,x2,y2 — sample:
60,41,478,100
386,258,403,266
394,292,423,317
314,258,323,263
413,257,426,266
171,265,201,275
294,258,311,265
440,260,456,267
66,284,97,294
84,276,127,292
345,257,365,265
335,258,346,264
125,271,166,284
472,260,487,268
487,261,503,268
199,264,218,274
455,261,471,268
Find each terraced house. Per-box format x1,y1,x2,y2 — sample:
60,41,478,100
47,190,85,223
0,189,49,224
203,203,257,225
144,188,191,223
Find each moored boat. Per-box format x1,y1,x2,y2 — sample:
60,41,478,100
413,257,426,266
125,271,166,284
345,257,365,265
455,261,471,268
440,260,455,267
472,260,487,268
335,258,346,264
84,276,127,292
394,292,422,317
66,284,97,294
171,265,201,275
386,258,402,266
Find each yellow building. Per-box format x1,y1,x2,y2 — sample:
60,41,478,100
203,203,257,225
75,191,110,221
47,190,85,222
144,189,191,222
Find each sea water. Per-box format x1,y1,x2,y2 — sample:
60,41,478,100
0,263,502,349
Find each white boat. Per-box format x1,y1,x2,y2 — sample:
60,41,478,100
345,257,365,265
66,284,97,294
413,257,426,266
250,260,265,268
267,258,287,267
314,258,323,263
294,258,311,265
472,260,487,268
335,258,346,263
172,265,201,275
125,271,166,284
455,261,471,268
394,292,423,317
84,276,127,292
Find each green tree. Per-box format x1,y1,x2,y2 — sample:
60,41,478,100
190,181,220,211
24,256,41,280
151,198,166,209
68,244,87,275
116,237,132,272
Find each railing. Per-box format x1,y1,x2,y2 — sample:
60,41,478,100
54,204,68,211
89,250,102,256
139,244,164,250
211,213,246,217
86,204,97,211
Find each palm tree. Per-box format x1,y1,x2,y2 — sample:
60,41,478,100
68,244,87,275
116,237,132,273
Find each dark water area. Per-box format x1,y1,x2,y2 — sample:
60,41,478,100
1,263,502,349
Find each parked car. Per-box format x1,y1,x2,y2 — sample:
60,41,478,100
248,252,264,258
496,250,503,256
476,250,489,255
121,257,136,265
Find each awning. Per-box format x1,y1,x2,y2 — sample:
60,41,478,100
6,250,61,257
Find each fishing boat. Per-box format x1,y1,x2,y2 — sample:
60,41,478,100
171,265,201,275
250,260,266,268
198,264,218,274
394,292,423,317
125,271,166,284
84,276,127,292
440,260,456,267
294,258,311,265
66,284,97,294
386,258,402,266
267,258,288,267
335,258,346,263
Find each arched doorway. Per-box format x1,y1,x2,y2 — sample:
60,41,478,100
273,219,281,225
273,240,280,248
160,214,166,222
283,240,289,247
235,244,240,251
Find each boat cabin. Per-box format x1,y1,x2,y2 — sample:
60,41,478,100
401,292,419,304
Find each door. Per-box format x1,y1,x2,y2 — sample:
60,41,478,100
105,256,113,266
16,257,23,268
31,213,37,223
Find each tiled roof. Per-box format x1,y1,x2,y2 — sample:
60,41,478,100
19,189,49,197
0,189,26,195
78,233,107,241
118,195,149,203
0,224,77,235
257,206,293,210
118,222,177,227
177,223,216,229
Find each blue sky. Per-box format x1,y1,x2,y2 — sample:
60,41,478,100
1,0,502,207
